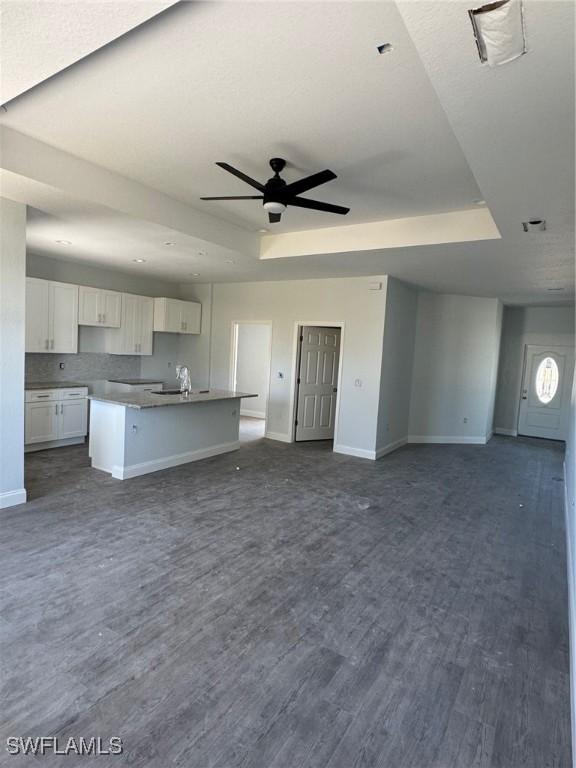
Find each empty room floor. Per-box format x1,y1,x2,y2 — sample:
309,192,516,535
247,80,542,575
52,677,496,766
0,436,570,767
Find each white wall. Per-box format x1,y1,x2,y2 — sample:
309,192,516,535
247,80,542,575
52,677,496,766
494,305,575,435
234,323,271,419
565,363,576,762
0,198,27,508
376,278,418,455
408,292,503,443
209,277,388,457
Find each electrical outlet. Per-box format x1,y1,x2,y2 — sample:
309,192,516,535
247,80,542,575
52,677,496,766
59,362,65,369
463,417,468,424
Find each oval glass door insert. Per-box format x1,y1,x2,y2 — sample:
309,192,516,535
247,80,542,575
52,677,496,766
535,357,559,404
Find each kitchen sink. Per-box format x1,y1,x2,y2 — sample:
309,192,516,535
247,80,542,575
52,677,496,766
151,389,210,395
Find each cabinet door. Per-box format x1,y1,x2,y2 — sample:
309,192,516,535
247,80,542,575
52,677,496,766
78,286,101,326
25,401,59,444
101,291,121,327
121,293,139,354
49,282,78,353
137,296,154,355
59,400,88,439
25,278,50,352
181,301,201,334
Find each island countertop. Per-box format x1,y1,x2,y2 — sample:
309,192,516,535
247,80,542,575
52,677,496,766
88,388,257,409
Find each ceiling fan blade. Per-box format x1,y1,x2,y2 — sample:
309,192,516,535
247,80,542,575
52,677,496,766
282,169,337,197
268,212,282,224
200,196,263,200
215,162,265,192
287,196,350,215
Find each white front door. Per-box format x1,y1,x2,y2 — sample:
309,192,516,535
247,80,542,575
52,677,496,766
518,345,574,440
295,326,341,441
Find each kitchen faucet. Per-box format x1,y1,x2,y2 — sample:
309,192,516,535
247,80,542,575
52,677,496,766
175,364,192,396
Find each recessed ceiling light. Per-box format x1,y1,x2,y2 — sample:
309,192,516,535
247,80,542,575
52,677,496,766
55,239,72,245
473,199,486,205
190,273,200,277
164,241,176,247
133,258,146,263
377,43,393,55
258,228,268,233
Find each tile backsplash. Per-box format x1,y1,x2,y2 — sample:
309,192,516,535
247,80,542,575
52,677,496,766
25,353,141,385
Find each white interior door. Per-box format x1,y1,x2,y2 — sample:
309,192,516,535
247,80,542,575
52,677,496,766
295,326,341,441
518,345,574,440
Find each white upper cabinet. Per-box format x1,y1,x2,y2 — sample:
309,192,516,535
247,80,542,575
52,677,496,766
78,286,122,328
105,293,154,355
154,297,201,334
26,278,78,353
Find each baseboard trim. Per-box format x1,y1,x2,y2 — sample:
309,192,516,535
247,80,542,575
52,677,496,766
375,437,408,459
0,488,27,509
25,436,85,452
240,409,266,419
265,431,292,443
333,444,376,460
493,428,518,437
408,435,487,445
111,440,240,480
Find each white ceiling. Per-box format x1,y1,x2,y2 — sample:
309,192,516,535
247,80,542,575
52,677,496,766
0,0,573,304
0,0,178,105
0,1,483,232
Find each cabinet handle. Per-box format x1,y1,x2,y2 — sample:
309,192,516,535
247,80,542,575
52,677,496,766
60,403,64,414
45,339,49,350
98,313,102,323
55,404,58,414
36,394,50,398
50,339,54,350
103,313,106,323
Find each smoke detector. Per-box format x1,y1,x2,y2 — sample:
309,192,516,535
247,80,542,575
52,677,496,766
522,219,546,232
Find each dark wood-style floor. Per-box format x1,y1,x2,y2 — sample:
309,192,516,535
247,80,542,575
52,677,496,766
0,431,570,767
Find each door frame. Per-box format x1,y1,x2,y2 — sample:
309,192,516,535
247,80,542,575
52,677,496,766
289,320,345,445
229,320,273,424
517,342,573,439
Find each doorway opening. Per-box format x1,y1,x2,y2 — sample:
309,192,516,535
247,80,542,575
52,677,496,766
231,321,272,443
293,325,342,444
517,344,574,441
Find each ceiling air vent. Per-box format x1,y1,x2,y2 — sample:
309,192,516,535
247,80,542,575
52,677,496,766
469,0,526,67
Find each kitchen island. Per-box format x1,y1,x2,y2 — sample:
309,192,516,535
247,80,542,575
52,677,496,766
88,389,257,479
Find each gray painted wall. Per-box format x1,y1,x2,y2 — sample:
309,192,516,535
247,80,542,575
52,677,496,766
376,278,417,453
408,292,503,442
0,198,27,508
209,277,388,455
565,362,576,760
494,305,575,434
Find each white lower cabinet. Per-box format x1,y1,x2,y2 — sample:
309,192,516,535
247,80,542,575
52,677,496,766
25,388,88,446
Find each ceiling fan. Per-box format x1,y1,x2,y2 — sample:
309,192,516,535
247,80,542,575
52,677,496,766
200,158,350,224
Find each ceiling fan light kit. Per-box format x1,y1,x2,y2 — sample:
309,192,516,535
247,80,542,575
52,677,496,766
200,157,350,223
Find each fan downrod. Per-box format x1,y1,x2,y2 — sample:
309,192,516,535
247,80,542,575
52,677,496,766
269,158,286,176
